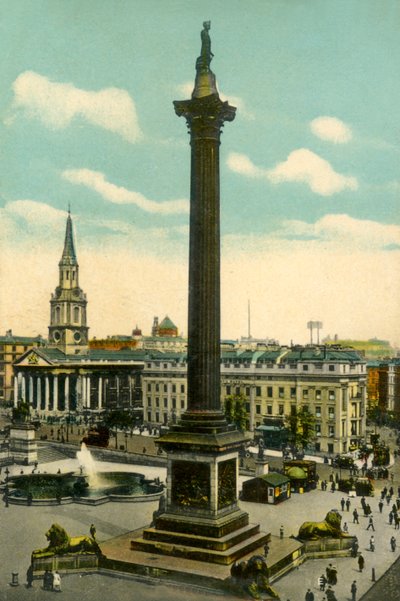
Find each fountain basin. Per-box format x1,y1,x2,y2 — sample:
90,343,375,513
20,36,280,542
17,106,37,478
3,471,164,506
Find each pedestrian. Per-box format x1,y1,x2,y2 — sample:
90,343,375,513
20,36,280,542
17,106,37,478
340,497,345,511
378,500,384,513
353,508,359,524
351,580,357,601
305,589,314,601
318,574,327,591
326,585,337,601
90,523,96,539
331,481,336,493
26,564,34,588
343,521,348,533
43,569,53,590
52,570,61,592
358,553,365,572
351,538,359,557
330,564,337,585
346,498,351,511
369,535,375,551
366,516,375,531
390,486,394,497
280,525,284,539
389,511,394,525
390,536,396,552
326,563,332,584
264,543,269,558
387,494,391,505
142,446,146,454
395,515,400,530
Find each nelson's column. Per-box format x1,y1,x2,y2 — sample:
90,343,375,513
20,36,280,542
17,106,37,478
131,23,269,564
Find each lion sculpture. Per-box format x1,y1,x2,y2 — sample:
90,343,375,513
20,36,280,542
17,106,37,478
230,554,280,599
298,509,350,540
32,523,101,559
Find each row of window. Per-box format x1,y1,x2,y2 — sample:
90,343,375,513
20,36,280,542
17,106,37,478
146,382,185,393
226,384,338,401
145,396,185,409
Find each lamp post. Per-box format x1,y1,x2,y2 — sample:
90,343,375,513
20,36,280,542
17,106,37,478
124,431,128,452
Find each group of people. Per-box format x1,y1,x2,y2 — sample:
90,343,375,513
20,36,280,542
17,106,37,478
43,569,62,591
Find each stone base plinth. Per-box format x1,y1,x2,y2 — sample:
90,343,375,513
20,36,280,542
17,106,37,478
300,536,356,558
31,553,99,575
255,459,269,477
9,423,38,465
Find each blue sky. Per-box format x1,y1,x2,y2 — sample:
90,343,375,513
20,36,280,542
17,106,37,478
1,0,399,345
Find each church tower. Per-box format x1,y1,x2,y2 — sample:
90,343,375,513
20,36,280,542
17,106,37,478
48,210,89,354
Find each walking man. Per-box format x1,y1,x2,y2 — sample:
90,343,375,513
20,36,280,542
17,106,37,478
353,508,359,524
366,516,375,531
340,497,345,511
305,589,314,601
351,580,357,601
346,498,351,511
358,553,365,572
390,536,396,552
378,500,384,513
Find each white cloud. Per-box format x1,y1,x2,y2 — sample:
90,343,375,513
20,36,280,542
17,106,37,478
226,152,264,178
62,168,189,214
9,71,142,143
310,116,352,143
276,214,400,250
227,150,358,196
268,149,358,196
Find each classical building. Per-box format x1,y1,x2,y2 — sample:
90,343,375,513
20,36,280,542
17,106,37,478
13,213,144,419
142,345,367,455
0,331,45,404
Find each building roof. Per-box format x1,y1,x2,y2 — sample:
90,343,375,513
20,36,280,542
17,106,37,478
0,335,45,345
259,472,290,486
158,316,177,330
286,466,307,479
59,211,77,266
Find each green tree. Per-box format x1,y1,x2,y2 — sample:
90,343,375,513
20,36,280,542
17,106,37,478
224,394,247,431
285,406,315,452
103,410,134,449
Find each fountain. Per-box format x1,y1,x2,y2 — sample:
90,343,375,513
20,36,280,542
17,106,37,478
3,443,164,506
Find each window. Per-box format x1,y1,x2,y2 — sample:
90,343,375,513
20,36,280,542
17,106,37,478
147,383,151,392
290,405,296,416
155,412,160,423
329,365,335,372
73,306,79,323
329,425,335,437
147,396,151,406
303,364,309,371
55,306,61,323
246,402,250,413
235,386,240,396
181,399,185,409
302,389,308,399
163,364,168,369
267,386,273,398
278,387,284,398
163,384,168,392
279,404,284,415
245,387,250,396
155,397,160,407
316,390,321,400
328,407,335,419
256,405,261,414
172,384,176,393
155,383,159,392
163,398,168,408
226,385,231,395
172,398,176,409
180,384,185,393
315,424,321,435
315,406,321,417
147,411,151,422
290,387,296,398
66,271,69,280
329,390,335,401
267,405,272,415
256,386,261,396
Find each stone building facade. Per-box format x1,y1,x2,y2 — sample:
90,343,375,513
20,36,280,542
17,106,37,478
142,345,367,455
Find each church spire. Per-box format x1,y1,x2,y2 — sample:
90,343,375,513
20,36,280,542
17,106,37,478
59,209,77,266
